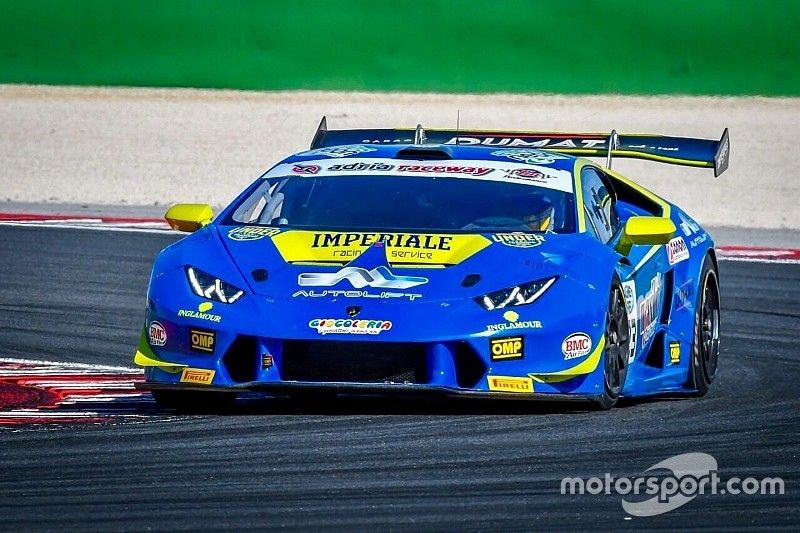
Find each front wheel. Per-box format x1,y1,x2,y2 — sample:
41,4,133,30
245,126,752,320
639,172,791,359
597,280,631,410
689,255,721,395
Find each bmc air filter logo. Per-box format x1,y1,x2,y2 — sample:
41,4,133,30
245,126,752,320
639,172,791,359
562,332,591,360
148,321,167,347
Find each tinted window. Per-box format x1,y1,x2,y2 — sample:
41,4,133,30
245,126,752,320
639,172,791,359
229,175,577,234
580,167,616,243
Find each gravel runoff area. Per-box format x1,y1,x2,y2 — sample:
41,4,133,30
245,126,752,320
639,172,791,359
1,84,798,230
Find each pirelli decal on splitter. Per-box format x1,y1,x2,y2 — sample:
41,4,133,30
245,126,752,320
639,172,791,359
270,230,491,266
180,368,215,385
487,375,534,393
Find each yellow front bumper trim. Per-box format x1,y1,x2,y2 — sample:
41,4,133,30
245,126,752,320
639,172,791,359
133,328,186,373
529,335,605,384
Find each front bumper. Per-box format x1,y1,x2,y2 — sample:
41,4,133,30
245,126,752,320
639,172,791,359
135,318,608,399
135,379,601,403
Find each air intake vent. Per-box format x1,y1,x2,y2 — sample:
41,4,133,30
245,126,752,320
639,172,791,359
395,147,452,160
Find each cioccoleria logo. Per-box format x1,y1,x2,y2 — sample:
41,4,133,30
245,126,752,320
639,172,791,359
560,452,785,517
309,318,392,335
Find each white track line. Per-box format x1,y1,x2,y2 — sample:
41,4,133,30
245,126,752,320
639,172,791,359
0,221,175,234
0,357,142,373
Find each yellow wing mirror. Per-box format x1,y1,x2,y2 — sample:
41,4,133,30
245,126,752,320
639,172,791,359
616,216,676,256
164,203,214,232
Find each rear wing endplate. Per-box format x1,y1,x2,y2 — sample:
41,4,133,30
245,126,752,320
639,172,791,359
310,117,730,176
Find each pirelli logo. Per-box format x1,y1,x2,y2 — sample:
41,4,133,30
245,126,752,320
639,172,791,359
180,368,215,385
490,336,524,361
189,329,216,353
487,375,534,394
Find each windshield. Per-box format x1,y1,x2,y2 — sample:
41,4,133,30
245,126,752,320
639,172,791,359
228,175,576,233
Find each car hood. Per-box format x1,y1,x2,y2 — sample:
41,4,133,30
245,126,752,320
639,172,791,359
217,226,603,303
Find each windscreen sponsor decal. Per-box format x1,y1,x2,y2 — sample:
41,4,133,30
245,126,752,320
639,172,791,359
271,230,491,266
292,164,321,174
491,233,545,248
298,145,378,158
299,265,428,289
309,318,392,336
227,226,281,241
666,237,690,265
263,158,574,193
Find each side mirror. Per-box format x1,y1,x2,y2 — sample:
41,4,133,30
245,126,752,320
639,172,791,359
616,216,676,256
165,204,214,232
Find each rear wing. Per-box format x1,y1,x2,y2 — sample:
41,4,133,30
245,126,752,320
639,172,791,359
310,117,730,176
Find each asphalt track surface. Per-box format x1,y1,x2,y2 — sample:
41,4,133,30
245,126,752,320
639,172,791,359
0,225,797,531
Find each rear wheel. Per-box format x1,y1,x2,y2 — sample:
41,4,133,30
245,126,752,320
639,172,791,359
689,255,721,395
151,389,237,411
597,280,631,410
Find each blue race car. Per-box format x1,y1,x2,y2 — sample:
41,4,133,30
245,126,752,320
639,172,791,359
134,119,729,409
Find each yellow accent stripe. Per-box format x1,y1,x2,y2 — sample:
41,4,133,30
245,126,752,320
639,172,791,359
549,149,712,168
573,159,588,232
604,166,672,269
529,335,605,384
633,243,662,273
133,328,186,372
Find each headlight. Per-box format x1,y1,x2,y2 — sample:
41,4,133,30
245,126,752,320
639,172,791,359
185,266,245,304
474,276,557,310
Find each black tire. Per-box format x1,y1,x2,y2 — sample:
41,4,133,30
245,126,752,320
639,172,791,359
151,389,237,411
597,279,631,410
689,254,721,395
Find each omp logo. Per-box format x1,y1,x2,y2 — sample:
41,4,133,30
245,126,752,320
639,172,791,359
189,329,215,353
490,336,524,361
179,368,215,385
298,266,428,290
487,375,534,393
